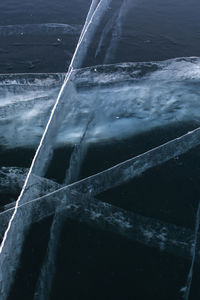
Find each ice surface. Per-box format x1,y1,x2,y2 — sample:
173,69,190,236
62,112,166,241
0,185,199,263
0,166,61,202
2,124,200,209
0,1,113,298
35,109,93,300
71,0,111,70
1,57,200,148
0,22,83,73
0,0,200,297
44,126,200,198
2,116,200,298
103,0,129,64
0,23,81,37
183,201,200,300
0,121,200,298
1,57,200,296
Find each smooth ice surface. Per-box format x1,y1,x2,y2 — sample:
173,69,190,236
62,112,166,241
0,23,82,73
0,23,81,36
1,57,200,148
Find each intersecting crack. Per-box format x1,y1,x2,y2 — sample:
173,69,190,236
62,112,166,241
1,122,200,263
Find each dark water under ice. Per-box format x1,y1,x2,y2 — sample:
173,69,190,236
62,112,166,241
1,0,200,299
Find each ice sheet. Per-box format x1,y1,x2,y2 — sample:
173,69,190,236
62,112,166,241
1,57,200,148
0,185,199,263
0,1,113,298
0,23,81,37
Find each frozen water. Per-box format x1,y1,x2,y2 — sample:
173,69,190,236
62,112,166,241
35,110,92,300
0,0,200,298
183,201,200,300
13,125,199,210
0,183,199,263
37,85,96,297
1,57,200,148
0,23,81,37
1,117,200,298
104,0,129,64
1,55,200,297
1,122,200,211
0,166,61,202
0,1,113,298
